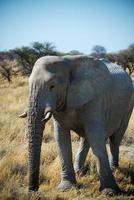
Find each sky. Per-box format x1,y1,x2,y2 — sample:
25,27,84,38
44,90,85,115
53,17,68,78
0,0,134,53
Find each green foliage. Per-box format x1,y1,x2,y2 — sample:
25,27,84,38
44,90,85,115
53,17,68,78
0,42,134,78
91,45,107,58
12,47,37,75
32,42,57,57
10,42,59,75
106,44,134,74
67,50,83,55
0,60,12,83
89,43,134,74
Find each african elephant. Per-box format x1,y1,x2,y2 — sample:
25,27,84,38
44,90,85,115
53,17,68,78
22,55,134,195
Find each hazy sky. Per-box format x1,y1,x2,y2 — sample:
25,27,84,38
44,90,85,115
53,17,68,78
0,0,134,53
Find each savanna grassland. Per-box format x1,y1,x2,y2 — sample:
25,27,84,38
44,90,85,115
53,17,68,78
0,77,134,200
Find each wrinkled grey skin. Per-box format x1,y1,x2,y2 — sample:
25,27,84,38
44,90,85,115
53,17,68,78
27,55,134,194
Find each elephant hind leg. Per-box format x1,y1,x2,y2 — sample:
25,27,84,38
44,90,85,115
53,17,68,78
84,126,120,193
109,109,133,171
109,135,119,171
91,140,120,192
74,137,90,175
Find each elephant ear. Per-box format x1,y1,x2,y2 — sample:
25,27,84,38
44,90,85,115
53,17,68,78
66,57,111,109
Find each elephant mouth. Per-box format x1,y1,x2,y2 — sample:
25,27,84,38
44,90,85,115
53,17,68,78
41,111,52,123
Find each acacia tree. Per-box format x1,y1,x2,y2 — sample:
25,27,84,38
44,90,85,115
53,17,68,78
12,47,37,75
106,44,134,74
67,50,83,55
32,42,57,57
0,60,12,84
12,42,58,75
123,44,134,74
91,45,107,58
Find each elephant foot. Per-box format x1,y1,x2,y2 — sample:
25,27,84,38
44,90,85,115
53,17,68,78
58,180,76,191
101,188,121,196
75,166,88,177
110,161,119,172
28,185,39,192
99,179,121,196
111,165,118,173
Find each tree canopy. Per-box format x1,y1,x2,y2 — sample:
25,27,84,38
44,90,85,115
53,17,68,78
9,42,59,75
106,43,134,74
91,45,107,58
0,42,134,82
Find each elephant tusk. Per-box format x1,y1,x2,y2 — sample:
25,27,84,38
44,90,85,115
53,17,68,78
41,111,52,123
19,111,27,118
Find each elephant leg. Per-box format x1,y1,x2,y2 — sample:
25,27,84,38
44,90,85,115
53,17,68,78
74,137,90,175
54,120,76,191
109,135,119,171
85,126,120,194
109,111,132,171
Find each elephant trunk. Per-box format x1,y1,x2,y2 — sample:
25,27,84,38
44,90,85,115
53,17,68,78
28,95,44,191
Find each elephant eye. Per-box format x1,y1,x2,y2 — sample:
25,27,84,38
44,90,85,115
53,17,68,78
49,85,55,91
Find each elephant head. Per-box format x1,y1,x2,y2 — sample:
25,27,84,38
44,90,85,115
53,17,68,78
26,55,111,191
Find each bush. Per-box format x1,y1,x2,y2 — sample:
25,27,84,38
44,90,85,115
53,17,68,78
0,60,12,84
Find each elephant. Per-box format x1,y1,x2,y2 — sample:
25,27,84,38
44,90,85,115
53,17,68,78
21,55,134,195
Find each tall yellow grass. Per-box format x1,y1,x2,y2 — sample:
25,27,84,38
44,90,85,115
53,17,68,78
0,77,134,200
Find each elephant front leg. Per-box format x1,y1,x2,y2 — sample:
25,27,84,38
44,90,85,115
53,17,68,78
54,120,76,191
74,137,90,176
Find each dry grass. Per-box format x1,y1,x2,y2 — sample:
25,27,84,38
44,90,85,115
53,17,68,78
0,77,134,200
